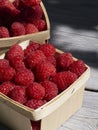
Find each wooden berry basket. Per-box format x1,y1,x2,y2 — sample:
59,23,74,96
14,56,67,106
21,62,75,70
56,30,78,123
0,42,90,130
0,2,50,50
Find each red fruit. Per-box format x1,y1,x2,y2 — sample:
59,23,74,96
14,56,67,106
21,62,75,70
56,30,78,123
56,52,73,70
23,0,41,6
6,44,24,61
35,61,56,82
11,22,25,36
25,23,38,34
41,81,58,101
69,60,87,77
31,121,40,130
33,19,46,31
26,50,46,69
27,82,45,99
0,0,20,16
52,71,78,91
46,56,56,67
0,59,9,68
14,69,34,86
10,56,26,71
2,67,16,81
24,42,40,57
33,5,43,20
39,43,56,57
10,86,27,104
0,82,14,96
0,26,10,38
25,99,46,109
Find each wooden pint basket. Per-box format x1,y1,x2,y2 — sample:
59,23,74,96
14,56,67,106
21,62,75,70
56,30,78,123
0,42,90,130
0,2,50,54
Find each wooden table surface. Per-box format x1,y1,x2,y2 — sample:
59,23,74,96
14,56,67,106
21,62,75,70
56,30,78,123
0,0,98,130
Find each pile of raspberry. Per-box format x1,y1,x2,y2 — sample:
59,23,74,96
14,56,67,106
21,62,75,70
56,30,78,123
0,42,87,130
0,0,46,38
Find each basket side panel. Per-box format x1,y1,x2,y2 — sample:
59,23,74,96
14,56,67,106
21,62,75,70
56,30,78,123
41,85,85,130
0,101,32,130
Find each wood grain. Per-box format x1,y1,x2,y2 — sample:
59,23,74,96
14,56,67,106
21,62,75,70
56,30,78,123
58,91,98,130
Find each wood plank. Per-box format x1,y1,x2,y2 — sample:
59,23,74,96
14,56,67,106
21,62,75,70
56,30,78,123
58,91,98,130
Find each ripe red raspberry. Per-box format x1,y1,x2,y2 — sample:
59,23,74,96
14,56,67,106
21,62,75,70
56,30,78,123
52,71,78,92
14,69,34,86
0,82,14,96
0,59,9,68
25,99,46,109
69,60,87,77
10,56,26,71
10,86,27,104
39,44,56,57
35,61,56,82
33,19,46,31
22,0,41,6
56,52,73,70
46,56,56,67
24,42,40,57
6,44,24,61
27,82,45,99
25,23,38,34
26,50,46,69
41,81,58,101
33,5,43,20
2,67,16,82
0,26,10,38
0,0,20,16
11,22,25,36
31,121,40,130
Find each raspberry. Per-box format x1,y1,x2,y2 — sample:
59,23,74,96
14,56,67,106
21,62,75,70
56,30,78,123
24,42,40,57
0,0,20,16
10,86,27,104
56,52,73,70
2,67,16,82
0,81,14,96
0,26,10,38
33,5,43,20
26,50,46,69
22,0,41,6
0,59,9,68
33,19,46,31
46,56,56,67
14,69,34,86
10,56,26,71
69,60,87,77
11,22,25,36
6,44,24,61
25,23,38,34
52,71,78,92
35,61,56,82
39,43,56,57
27,82,45,99
25,99,46,109
20,6,34,22
31,121,40,130
0,66,15,82
41,81,58,101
